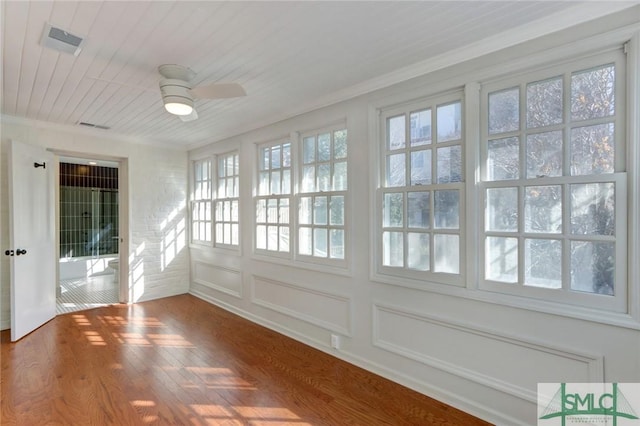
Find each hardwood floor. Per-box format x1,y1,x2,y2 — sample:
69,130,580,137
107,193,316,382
1,294,490,425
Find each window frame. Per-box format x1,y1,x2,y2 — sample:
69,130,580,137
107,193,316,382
213,151,240,250
190,157,213,245
376,91,466,287
254,138,292,258
295,124,349,268
478,48,628,312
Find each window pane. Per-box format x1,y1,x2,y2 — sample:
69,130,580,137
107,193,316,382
407,233,429,271
314,228,327,257
318,133,331,162
411,149,431,185
267,226,278,250
271,146,281,169
571,65,615,121
386,153,406,187
223,201,231,221
407,191,430,229
388,115,405,150
283,143,291,167
437,145,462,183
526,77,563,128
434,234,459,274
526,131,563,178
256,225,267,249
434,190,459,229
282,170,291,195
383,231,404,267
333,161,347,191
302,165,315,192
486,187,518,232
231,224,239,245
330,196,344,226
383,193,403,227
270,171,281,194
226,178,234,199
524,239,561,288
279,226,289,252
489,88,519,134
260,148,270,170
259,171,269,195
334,130,347,159
267,198,278,223
318,164,331,192
299,227,312,255
487,137,519,181
256,199,266,223
314,196,327,225
570,183,615,235
231,200,238,221
570,123,615,176
226,155,234,177
410,109,431,146
299,197,312,225
524,185,562,233
303,137,315,164
437,102,462,142
330,229,345,259
571,241,614,295
223,224,231,245
279,199,289,224
216,223,224,244
485,237,518,283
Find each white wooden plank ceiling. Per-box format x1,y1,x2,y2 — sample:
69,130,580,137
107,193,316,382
1,1,635,149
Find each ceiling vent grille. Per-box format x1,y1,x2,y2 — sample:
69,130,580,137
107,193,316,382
41,23,84,56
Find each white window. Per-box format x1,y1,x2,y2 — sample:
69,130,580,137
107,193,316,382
479,49,627,312
191,158,212,243
297,127,348,262
378,93,464,284
214,152,240,247
255,141,291,253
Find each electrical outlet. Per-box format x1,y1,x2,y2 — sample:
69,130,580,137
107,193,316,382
330,334,340,349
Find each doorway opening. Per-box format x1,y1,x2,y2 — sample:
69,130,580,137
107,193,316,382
56,156,121,314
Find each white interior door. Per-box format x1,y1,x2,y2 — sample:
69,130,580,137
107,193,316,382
8,140,56,341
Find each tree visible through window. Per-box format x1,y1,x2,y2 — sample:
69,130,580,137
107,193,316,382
482,56,624,304
380,95,464,282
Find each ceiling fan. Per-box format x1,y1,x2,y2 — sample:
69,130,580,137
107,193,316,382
158,64,246,122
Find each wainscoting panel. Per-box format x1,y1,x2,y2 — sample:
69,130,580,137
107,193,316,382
193,261,242,298
373,303,603,403
252,275,351,335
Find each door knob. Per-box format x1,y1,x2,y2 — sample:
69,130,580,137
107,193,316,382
4,250,14,256
16,249,27,256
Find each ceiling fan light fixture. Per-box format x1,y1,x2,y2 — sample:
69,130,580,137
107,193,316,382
164,99,193,116
160,78,194,116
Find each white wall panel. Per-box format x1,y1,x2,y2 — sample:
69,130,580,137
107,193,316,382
251,275,351,335
193,261,242,298
373,303,603,404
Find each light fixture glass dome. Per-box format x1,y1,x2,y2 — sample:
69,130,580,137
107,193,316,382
164,101,193,116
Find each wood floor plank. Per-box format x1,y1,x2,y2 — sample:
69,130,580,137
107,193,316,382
1,294,491,425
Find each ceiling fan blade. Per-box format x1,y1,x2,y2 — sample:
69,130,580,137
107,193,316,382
179,108,198,122
190,83,246,99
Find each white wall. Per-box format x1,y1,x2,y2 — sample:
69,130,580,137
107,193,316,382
188,11,640,425
0,119,190,329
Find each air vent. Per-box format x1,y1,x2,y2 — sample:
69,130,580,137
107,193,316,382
41,23,84,56
78,122,110,130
